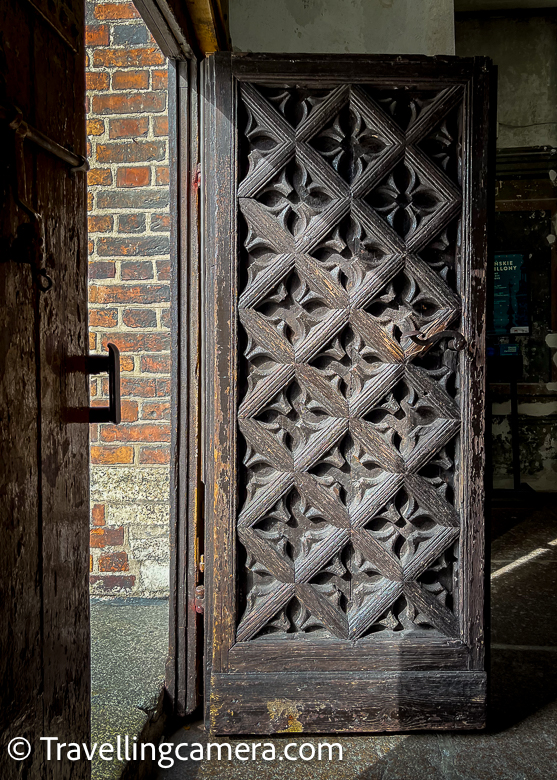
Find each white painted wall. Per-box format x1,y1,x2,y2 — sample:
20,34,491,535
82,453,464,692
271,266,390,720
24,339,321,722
229,0,455,56
455,13,557,148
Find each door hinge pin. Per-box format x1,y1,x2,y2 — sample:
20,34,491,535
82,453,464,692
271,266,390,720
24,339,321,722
193,164,201,191
198,554,204,573
194,585,205,614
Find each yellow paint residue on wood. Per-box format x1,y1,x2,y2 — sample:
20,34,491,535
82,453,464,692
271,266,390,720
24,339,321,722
267,699,304,733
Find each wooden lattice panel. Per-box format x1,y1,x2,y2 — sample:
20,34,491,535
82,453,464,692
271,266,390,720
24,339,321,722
236,82,465,643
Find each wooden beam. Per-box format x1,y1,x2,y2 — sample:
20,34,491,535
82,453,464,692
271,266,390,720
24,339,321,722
183,0,229,55
134,0,229,60
132,0,195,60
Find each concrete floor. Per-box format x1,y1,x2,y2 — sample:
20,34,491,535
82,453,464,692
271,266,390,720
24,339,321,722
91,598,169,780
156,502,557,780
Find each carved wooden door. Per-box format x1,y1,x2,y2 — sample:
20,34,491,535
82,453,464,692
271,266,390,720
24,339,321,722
202,53,493,734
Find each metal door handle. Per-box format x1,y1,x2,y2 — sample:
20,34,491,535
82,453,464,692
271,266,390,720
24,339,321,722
405,329,466,351
87,343,121,424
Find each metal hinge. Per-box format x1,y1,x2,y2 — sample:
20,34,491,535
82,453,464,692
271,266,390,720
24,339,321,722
193,164,201,192
194,585,205,614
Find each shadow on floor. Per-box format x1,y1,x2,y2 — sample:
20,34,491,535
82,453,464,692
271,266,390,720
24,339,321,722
488,502,557,734
156,503,557,780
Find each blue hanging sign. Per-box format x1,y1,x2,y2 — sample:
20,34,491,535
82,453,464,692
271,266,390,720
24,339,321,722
492,253,529,335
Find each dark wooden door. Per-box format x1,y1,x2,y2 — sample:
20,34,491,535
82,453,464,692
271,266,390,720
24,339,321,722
202,53,492,734
1,0,90,777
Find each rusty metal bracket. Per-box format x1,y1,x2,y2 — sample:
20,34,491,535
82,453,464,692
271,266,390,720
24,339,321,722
405,329,467,352
7,218,52,292
2,103,89,292
2,104,89,172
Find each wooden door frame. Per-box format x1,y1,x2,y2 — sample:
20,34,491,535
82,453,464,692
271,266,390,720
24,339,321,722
130,0,228,719
166,55,203,717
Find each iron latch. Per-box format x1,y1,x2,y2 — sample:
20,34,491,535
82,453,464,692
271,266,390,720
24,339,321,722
405,329,467,352
87,344,122,424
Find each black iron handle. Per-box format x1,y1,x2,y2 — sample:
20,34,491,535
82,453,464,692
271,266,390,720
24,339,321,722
87,343,121,424
405,329,467,352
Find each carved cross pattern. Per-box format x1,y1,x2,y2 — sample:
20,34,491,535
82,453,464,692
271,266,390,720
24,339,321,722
236,81,465,643
365,87,443,131
310,102,390,185
367,161,445,240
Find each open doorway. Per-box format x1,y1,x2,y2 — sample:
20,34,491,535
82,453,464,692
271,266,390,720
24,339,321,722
454,0,557,745
2,0,557,774
85,2,172,774
84,0,554,772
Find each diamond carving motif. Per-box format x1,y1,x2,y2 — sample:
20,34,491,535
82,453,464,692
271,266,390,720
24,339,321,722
236,82,464,642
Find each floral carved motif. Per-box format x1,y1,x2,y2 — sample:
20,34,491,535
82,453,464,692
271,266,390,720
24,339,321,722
236,81,464,642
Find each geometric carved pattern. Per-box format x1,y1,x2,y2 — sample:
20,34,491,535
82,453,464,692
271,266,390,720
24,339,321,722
236,82,464,642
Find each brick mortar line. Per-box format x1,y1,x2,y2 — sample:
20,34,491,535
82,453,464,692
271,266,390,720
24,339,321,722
86,109,168,118
88,235,170,240
88,251,170,258
87,170,169,179
93,372,171,376
92,379,170,385
88,200,167,210
87,259,170,264
88,65,167,77
87,277,170,284
88,159,170,170
89,308,170,313
93,395,171,406
88,214,170,219
89,322,169,327
86,68,167,79
86,127,168,138
87,276,169,281
88,348,171,354
91,461,170,466
90,334,170,339
87,157,169,168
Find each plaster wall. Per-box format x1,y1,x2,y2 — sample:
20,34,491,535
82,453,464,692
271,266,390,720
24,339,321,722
229,0,455,56
455,12,557,148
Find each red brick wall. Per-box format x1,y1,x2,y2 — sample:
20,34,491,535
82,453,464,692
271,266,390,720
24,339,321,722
86,0,171,597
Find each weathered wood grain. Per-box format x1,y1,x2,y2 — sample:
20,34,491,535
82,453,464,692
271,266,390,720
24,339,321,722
210,671,487,734
1,0,89,776
202,50,237,716
228,635,470,673
0,5,43,773
458,58,492,670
